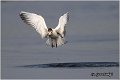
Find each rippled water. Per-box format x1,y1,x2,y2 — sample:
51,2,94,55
18,62,119,68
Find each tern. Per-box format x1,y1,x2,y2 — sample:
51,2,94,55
20,11,69,48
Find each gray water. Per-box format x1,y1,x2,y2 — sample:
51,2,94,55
1,1,119,79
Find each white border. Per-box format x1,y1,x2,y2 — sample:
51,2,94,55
2,79,119,80
0,0,119,80
0,0,1,80
118,1,120,80
0,0,119,1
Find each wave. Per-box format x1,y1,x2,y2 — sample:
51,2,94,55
17,62,119,69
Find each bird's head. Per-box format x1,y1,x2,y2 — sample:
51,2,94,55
48,28,53,36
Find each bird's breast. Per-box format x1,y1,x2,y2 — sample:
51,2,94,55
49,31,59,39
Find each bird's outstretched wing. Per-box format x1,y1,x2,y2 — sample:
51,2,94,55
20,11,48,38
54,12,69,38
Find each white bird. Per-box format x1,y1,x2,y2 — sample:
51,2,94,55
20,11,69,48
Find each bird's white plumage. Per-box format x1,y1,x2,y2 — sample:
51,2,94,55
20,11,48,38
55,12,69,38
46,36,65,46
20,11,69,47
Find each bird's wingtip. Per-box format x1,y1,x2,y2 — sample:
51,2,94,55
20,11,27,14
66,12,69,14
64,12,69,16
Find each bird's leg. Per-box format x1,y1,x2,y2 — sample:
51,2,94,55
56,43,57,48
55,39,57,48
51,38,54,48
52,44,54,48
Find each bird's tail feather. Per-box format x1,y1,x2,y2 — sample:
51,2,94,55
46,37,65,47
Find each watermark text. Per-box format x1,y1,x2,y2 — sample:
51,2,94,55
91,72,113,77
